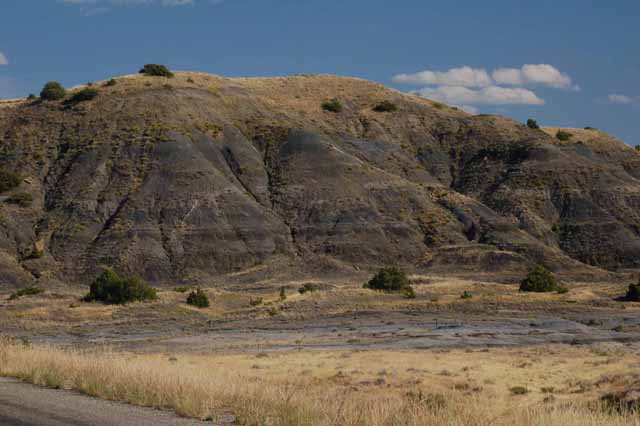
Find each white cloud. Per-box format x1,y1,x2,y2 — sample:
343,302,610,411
609,94,635,104
415,85,544,106
457,105,479,114
393,66,492,88
493,64,574,89
0,52,7,66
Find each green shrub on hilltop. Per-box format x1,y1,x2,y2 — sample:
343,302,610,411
526,119,540,129
186,288,210,308
556,130,573,141
139,64,174,78
364,267,414,294
83,269,157,305
519,265,560,293
69,88,98,104
40,81,66,101
0,169,21,193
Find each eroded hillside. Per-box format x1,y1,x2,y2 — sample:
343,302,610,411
1,72,639,287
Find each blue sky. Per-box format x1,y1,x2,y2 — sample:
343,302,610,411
1,0,638,144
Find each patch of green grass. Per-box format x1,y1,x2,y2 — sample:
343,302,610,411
6,192,33,208
8,287,44,301
510,386,529,395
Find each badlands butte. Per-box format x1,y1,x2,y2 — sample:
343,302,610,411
1,70,640,288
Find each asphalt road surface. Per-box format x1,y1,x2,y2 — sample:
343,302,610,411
0,377,213,426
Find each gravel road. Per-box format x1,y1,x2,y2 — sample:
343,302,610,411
0,377,213,426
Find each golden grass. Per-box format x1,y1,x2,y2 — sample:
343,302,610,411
1,338,638,426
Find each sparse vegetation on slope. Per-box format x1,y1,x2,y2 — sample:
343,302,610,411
0,169,21,193
321,98,343,113
8,286,44,301
373,100,398,112
69,87,98,104
6,192,33,207
556,130,573,141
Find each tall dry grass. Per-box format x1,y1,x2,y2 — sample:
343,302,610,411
0,337,637,426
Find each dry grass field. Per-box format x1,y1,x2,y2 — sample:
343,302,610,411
1,337,639,426
1,275,639,424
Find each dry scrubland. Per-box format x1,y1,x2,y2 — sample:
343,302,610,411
1,337,639,426
1,275,635,335
1,276,639,425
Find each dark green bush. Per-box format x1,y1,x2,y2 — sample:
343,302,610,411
186,288,210,308
83,269,157,305
27,94,37,100
584,126,598,131
519,265,560,293
6,192,33,207
0,169,21,193
174,286,191,293
40,81,66,101
510,386,529,395
8,286,44,301
556,130,573,141
403,286,416,299
104,79,117,87
321,98,343,113
373,101,398,112
279,287,287,301
139,64,174,78
460,291,473,299
69,88,98,104
249,297,263,306
364,267,413,293
526,119,540,129
298,283,323,294
626,283,640,301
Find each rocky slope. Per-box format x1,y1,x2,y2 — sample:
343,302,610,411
1,72,639,287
